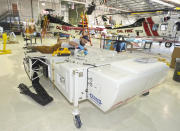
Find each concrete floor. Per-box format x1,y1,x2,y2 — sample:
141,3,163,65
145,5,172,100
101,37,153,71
0,36,180,131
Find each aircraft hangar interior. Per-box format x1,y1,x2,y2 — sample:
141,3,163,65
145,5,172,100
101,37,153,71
0,0,180,130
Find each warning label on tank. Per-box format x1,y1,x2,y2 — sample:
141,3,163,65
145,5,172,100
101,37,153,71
89,93,102,105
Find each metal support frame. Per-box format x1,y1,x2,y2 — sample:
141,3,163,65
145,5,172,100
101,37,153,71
144,41,152,50
24,33,42,47
72,70,80,116
23,53,47,81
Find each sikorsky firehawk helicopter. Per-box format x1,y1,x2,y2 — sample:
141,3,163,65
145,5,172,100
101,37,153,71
100,7,180,48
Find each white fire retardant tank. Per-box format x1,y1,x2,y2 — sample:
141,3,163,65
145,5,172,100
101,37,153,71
87,58,168,112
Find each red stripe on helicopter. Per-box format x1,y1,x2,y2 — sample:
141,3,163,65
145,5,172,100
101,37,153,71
143,21,152,36
147,17,159,36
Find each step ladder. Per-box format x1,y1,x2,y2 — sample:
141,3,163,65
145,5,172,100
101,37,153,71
81,12,92,46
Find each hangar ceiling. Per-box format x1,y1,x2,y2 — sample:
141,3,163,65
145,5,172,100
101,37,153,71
99,0,180,11
94,0,180,18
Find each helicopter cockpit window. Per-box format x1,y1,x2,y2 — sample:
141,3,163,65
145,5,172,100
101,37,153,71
160,24,168,31
152,24,159,31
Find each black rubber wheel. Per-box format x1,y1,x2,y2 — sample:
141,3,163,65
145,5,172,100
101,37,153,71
74,115,82,128
142,91,149,96
165,42,172,48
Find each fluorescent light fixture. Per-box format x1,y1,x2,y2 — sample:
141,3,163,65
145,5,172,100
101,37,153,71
151,0,175,7
169,0,180,4
41,2,45,6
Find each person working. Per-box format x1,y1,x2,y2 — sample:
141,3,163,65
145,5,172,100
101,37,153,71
114,36,126,53
27,35,90,55
61,35,89,49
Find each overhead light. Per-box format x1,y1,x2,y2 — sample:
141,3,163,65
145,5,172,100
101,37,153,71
169,0,180,4
151,0,175,7
41,2,45,6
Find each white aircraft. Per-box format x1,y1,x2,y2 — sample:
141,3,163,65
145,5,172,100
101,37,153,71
105,12,180,48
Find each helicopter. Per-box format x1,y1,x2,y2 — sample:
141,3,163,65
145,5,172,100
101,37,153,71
100,8,180,48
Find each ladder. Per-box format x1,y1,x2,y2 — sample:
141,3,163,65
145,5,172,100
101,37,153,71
41,16,49,38
81,12,92,46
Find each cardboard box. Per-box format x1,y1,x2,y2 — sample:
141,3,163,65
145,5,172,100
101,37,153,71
170,47,180,68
